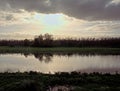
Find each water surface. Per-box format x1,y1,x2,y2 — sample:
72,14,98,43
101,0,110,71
0,54,120,73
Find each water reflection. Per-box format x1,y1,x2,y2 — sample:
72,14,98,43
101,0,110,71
23,52,116,63
0,53,120,73
34,53,53,63
23,53,83,63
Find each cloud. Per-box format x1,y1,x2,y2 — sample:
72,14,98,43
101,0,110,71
0,33,35,40
0,11,22,26
0,0,120,21
0,10,39,26
108,0,120,5
0,0,120,39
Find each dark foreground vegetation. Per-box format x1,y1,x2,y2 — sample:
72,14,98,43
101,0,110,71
0,72,120,91
0,34,120,48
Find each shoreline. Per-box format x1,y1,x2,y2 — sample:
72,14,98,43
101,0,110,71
0,47,120,55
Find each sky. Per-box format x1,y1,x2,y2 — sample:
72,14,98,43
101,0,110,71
0,0,120,39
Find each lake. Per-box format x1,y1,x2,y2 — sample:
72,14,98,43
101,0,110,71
0,53,120,73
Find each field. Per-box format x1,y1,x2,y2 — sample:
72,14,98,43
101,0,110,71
0,47,120,55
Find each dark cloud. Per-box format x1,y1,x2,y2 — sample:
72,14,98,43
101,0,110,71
0,11,16,21
5,14,15,21
0,0,120,20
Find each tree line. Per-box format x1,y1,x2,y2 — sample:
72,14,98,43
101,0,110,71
0,33,120,48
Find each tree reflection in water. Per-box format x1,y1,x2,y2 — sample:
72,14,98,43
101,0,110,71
23,53,84,63
23,52,117,63
23,53,53,63
34,53,53,63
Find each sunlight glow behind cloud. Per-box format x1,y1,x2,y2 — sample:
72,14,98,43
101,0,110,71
0,0,120,39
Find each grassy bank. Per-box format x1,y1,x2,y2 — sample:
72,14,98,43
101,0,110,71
0,72,120,91
0,47,120,55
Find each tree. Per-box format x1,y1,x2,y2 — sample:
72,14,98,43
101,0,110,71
24,39,30,46
43,33,53,47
